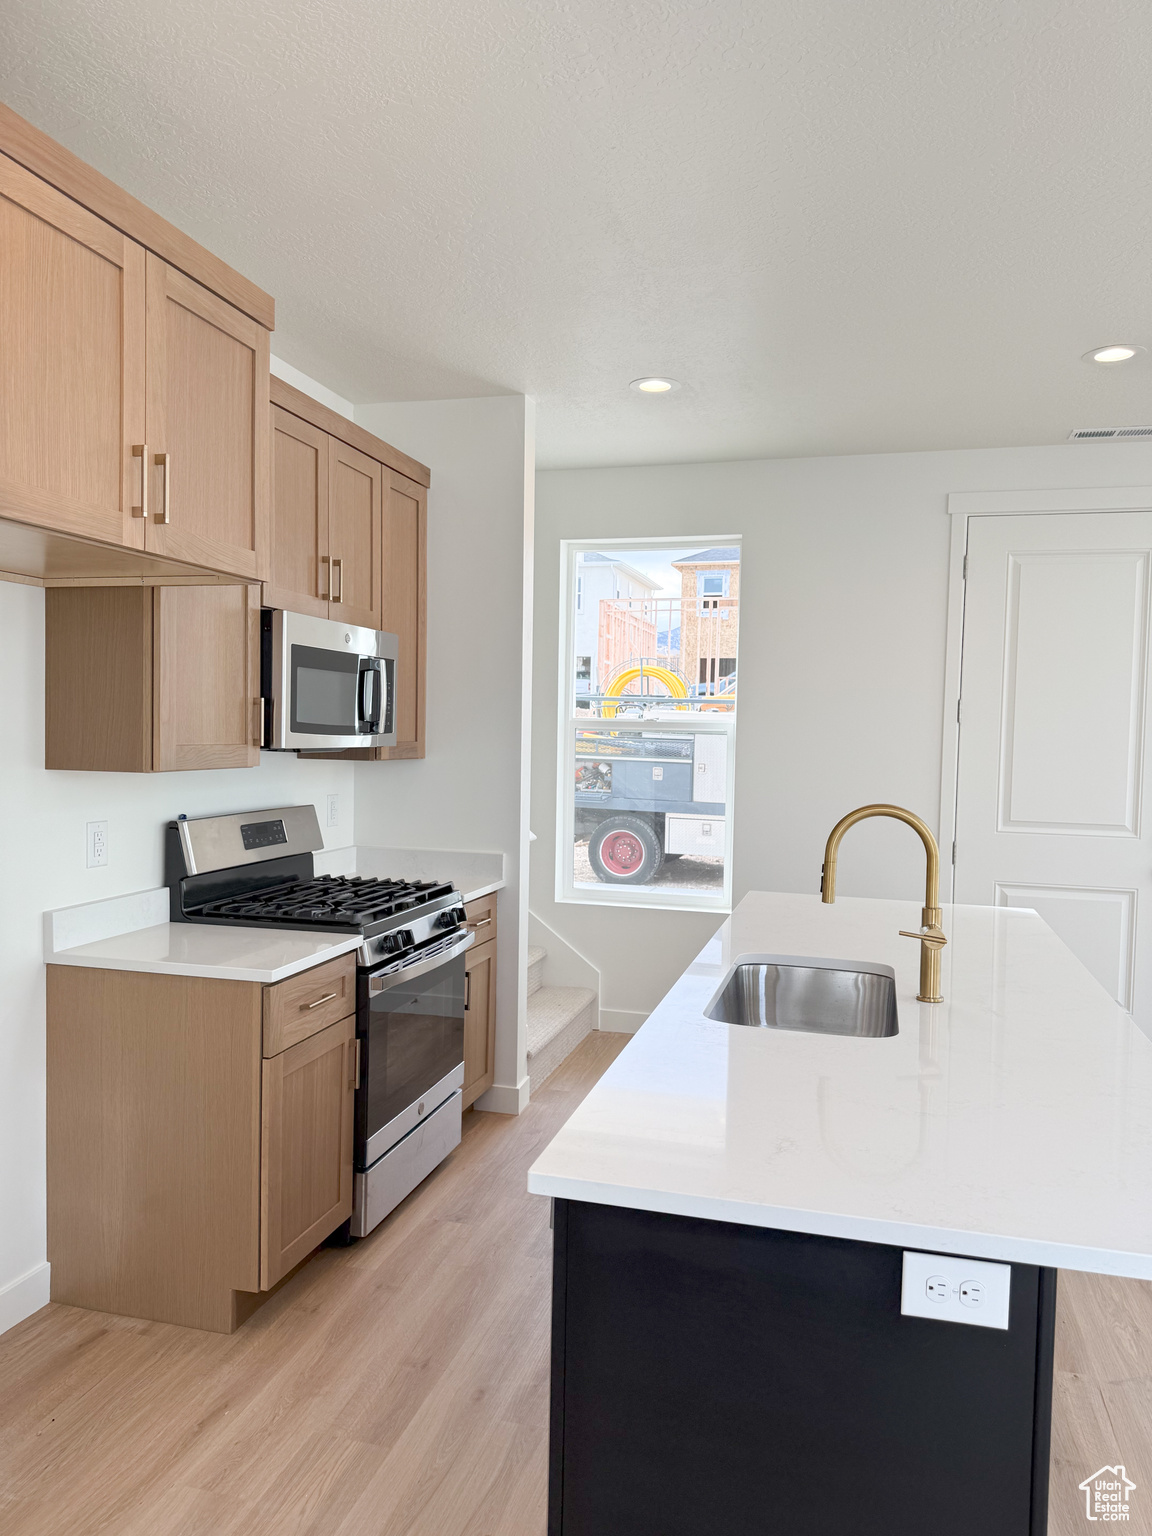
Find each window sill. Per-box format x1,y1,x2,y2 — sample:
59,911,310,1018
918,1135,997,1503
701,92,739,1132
557,890,732,917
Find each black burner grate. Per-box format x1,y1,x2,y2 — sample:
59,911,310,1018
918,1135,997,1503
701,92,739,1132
195,873,455,930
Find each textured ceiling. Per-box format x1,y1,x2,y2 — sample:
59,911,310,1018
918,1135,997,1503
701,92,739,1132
2,1,1151,467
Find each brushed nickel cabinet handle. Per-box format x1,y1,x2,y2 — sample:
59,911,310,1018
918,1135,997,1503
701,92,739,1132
320,554,330,600
132,444,149,517
467,917,492,930
332,557,343,603
350,1037,361,1089
305,991,338,1010
154,452,170,523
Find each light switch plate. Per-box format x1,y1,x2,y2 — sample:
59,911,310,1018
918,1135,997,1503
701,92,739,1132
901,1250,1011,1330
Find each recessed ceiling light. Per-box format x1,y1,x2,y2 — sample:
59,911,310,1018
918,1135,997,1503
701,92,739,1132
630,377,680,393
1084,344,1145,364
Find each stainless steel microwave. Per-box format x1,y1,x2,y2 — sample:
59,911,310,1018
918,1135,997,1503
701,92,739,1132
260,609,398,751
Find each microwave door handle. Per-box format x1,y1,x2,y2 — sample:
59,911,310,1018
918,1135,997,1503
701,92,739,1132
358,664,381,731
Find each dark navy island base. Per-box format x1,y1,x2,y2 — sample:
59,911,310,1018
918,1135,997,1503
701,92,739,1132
548,1200,1056,1536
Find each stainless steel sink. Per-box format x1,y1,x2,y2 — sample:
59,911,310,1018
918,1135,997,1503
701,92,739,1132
705,955,898,1038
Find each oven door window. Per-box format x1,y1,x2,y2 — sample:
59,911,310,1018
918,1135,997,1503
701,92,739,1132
290,644,361,735
363,955,466,1142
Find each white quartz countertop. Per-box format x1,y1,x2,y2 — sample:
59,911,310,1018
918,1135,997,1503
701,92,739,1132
48,921,361,984
46,844,504,984
527,891,1152,1280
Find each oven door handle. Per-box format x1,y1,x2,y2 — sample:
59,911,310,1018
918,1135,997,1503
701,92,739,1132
368,930,475,995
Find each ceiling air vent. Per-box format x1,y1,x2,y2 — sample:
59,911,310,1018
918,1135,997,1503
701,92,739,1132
1068,426,1152,440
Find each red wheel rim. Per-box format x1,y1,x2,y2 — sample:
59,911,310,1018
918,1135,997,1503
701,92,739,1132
599,831,646,875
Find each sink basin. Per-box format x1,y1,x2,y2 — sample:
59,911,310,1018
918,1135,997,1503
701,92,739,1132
705,954,898,1038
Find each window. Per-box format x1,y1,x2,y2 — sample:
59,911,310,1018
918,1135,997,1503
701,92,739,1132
698,570,730,613
559,538,741,913
698,658,737,683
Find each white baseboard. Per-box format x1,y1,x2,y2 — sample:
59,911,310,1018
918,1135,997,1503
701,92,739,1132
0,1261,50,1337
599,1008,648,1035
475,1075,531,1115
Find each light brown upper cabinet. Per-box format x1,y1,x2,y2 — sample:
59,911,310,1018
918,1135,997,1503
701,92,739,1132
266,406,329,619
0,151,146,550
328,439,382,629
0,102,276,584
267,377,430,759
381,469,428,759
143,255,270,581
268,406,382,628
153,583,262,770
45,582,262,772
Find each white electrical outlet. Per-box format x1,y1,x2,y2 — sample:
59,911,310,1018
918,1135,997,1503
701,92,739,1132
86,820,108,869
326,793,339,828
901,1250,1011,1330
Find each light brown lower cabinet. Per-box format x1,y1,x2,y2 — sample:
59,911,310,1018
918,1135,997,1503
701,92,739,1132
46,955,357,1332
44,581,261,771
261,1015,355,1289
463,936,498,1109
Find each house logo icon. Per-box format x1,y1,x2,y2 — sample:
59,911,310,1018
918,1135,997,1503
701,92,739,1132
1079,1465,1136,1521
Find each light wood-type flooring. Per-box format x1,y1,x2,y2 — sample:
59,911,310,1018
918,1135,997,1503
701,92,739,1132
1,1029,1150,1535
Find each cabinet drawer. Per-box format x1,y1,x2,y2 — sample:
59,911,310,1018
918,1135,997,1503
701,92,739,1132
463,892,497,944
263,954,356,1056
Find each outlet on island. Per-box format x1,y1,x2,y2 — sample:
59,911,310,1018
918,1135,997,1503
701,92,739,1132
901,1250,1011,1330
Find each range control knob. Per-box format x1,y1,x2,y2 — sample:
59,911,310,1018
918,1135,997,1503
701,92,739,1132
382,929,411,954
436,907,466,930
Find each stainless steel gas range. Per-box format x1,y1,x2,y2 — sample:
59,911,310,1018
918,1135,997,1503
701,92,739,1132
166,804,473,1237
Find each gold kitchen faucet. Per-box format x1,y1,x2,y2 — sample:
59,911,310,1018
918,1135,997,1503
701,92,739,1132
820,804,947,1004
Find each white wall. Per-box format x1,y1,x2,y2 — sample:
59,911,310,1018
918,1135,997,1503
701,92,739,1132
0,581,356,1331
353,396,535,1113
270,353,355,421
532,442,1152,1029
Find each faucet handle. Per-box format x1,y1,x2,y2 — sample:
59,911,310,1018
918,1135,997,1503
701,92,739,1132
899,925,947,950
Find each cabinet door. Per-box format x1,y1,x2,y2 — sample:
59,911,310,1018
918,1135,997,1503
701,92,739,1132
328,439,382,629
261,1014,355,1289
379,469,427,759
463,938,497,1109
153,583,262,771
0,152,145,548
266,405,330,618
144,253,270,579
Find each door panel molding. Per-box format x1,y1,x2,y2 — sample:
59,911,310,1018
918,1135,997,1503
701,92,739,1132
996,550,1148,837
994,881,1137,1011
939,489,1152,900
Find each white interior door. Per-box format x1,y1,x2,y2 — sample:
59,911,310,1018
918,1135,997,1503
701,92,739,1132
955,511,1152,1024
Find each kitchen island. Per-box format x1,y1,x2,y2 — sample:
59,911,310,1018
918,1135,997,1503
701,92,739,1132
528,892,1152,1536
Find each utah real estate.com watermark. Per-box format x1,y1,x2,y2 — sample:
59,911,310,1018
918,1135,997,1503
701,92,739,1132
1079,1465,1136,1522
